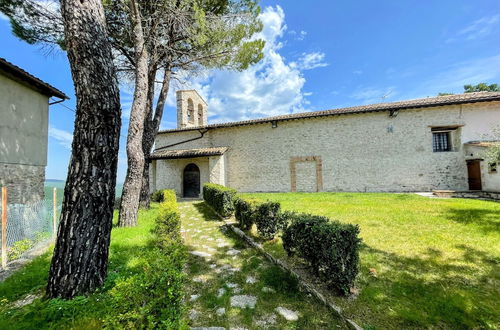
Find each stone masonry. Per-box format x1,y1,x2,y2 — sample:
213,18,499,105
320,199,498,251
0,163,45,204
153,96,500,195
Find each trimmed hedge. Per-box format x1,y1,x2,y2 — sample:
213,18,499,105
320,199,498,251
234,197,258,230
152,190,182,249
282,213,329,257
254,201,282,240
283,213,361,295
202,183,237,218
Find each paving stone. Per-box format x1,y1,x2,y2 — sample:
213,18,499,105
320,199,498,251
217,288,226,297
230,295,257,309
216,307,225,316
193,275,208,283
190,251,212,258
226,249,240,256
275,307,299,321
245,276,257,284
202,245,216,252
189,309,201,320
254,314,277,327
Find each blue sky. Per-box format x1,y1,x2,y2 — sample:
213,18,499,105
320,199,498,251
1,0,500,182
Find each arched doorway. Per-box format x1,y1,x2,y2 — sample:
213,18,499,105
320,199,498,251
183,163,200,197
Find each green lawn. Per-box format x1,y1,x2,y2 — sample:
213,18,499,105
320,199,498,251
0,205,186,329
240,192,500,329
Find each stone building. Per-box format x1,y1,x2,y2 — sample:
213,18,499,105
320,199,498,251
151,89,500,197
0,57,68,204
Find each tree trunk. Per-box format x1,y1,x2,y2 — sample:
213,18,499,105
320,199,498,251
139,69,171,208
118,0,149,227
46,0,121,299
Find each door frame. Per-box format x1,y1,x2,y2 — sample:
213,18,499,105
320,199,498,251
290,156,323,192
466,159,482,191
182,163,201,197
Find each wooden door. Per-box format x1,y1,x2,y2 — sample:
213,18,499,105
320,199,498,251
467,160,482,190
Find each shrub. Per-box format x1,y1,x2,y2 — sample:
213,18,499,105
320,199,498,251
104,246,185,329
254,201,282,240
202,183,236,218
152,190,181,249
234,197,258,230
104,188,186,328
150,190,165,203
283,214,360,294
282,213,329,257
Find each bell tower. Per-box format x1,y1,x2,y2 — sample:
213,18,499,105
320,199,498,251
176,90,208,128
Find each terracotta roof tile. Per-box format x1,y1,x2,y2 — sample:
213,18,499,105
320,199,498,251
150,147,228,160
158,92,500,134
0,57,68,99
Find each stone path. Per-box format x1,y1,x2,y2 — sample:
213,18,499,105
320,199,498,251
180,201,347,329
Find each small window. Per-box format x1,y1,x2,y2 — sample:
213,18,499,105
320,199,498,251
489,162,497,173
187,98,194,123
432,131,452,152
198,104,203,123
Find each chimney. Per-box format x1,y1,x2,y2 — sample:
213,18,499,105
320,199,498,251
176,90,208,129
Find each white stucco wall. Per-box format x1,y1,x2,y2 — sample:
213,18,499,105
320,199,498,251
154,101,500,193
0,74,49,166
0,73,50,203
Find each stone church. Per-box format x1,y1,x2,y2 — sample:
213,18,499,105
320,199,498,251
150,90,500,197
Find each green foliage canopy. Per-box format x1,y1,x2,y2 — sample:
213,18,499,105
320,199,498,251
0,0,265,74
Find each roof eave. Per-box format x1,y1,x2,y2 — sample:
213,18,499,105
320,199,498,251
158,95,500,135
0,58,69,100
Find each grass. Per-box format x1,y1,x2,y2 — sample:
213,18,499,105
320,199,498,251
240,192,500,329
180,200,348,329
0,204,185,329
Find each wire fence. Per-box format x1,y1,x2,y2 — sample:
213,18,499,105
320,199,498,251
1,187,61,269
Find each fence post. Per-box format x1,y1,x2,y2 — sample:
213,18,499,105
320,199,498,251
2,187,7,269
53,187,57,237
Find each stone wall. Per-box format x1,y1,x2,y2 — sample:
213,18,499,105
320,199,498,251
176,90,208,129
0,163,45,204
154,101,500,193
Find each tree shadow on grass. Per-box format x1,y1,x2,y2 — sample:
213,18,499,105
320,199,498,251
443,206,500,234
192,202,224,222
357,243,499,328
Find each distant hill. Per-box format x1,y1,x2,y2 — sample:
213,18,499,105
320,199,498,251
45,180,123,197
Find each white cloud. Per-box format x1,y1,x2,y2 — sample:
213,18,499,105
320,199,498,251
49,126,73,149
447,14,500,42
164,5,323,123
353,70,363,75
291,52,328,70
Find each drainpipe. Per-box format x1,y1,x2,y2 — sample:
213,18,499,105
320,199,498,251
152,128,210,152
49,98,66,105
